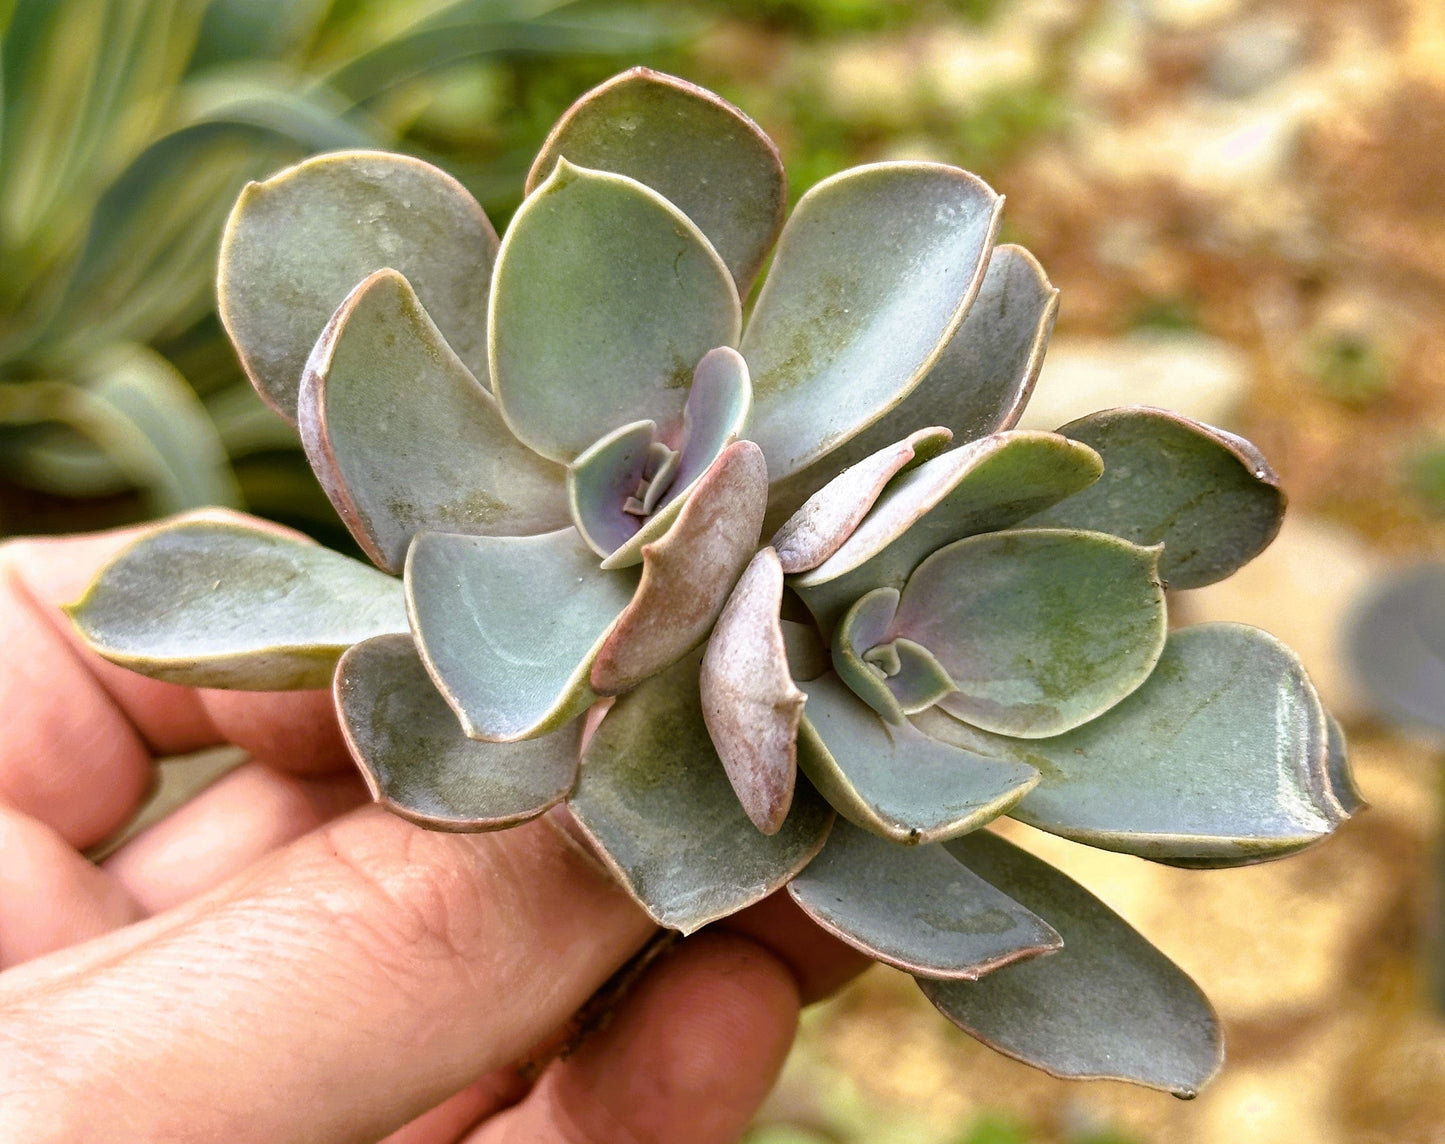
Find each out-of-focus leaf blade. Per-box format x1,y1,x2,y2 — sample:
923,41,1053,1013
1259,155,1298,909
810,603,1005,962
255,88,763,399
1346,563,1445,735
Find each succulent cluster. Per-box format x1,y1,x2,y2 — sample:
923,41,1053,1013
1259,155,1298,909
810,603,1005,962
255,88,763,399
69,68,1363,1098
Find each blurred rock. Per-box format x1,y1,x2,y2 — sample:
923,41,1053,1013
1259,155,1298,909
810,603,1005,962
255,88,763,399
1018,330,1250,431
1207,14,1306,98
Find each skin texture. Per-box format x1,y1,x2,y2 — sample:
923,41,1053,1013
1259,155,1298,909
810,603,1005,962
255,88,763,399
0,511,869,1144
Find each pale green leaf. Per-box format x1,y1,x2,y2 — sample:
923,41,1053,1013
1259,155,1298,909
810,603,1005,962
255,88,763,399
1027,407,1285,589
766,243,1056,526
917,623,1350,864
218,150,497,421
797,674,1037,845
923,830,1223,1097
299,268,568,574
336,633,578,831
405,528,639,742
66,514,407,689
571,657,833,933
789,820,1061,978
741,162,1002,480
527,67,785,294
895,529,1166,737
488,160,740,463
793,433,1102,634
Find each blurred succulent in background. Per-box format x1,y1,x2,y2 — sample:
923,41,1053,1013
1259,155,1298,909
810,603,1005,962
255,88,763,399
1348,565,1445,736
68,68,1363,1098
0,0,674,536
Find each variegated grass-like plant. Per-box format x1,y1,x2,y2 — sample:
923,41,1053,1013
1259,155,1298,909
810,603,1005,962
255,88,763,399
68,68,1364,1098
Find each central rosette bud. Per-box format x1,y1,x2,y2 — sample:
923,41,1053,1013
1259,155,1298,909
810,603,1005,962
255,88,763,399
566,345,752,569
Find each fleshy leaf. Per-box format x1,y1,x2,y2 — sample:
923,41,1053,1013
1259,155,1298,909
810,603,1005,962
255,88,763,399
489,160,741,463
591,441,768,695
700,548,806,834
832,587,908,722
789,819,1061,978
797,673,1038,844
892,529,1166,737
1325,716,1366,816
1346,563,1445,734
766,244,1057,527
299,269,569,573
772,427,952,574
742,162,1003,481
1026,407,1285,589
597,346,753,571
218,150,497,421
917,623,1350,863
406,529,640,742
336,634,577,830
793,433,1103,633
66,515,407,689
922,830,1223,1097
567,419,658,559
886,639,958,714
526,68,786,295
571,657,833,933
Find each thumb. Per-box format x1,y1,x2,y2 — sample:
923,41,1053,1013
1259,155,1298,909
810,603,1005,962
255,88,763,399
0,807,653,1144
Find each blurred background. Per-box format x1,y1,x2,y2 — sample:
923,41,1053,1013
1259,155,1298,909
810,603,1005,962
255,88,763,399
3,1,1443,1140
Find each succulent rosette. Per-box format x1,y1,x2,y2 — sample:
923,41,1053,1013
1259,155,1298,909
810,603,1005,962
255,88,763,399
67,69,1363,1098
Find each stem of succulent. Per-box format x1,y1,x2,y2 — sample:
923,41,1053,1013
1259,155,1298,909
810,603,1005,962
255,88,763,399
514,929,680,1079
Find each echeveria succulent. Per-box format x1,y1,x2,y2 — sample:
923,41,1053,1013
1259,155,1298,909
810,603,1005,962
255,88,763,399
67,67,1363,1099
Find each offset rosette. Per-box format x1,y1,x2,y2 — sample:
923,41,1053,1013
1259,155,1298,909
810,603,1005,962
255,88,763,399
67,68,1361,1099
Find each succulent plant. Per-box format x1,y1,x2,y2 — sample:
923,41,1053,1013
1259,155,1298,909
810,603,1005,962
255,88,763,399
1347,563,1445,736
68,67,1364,1099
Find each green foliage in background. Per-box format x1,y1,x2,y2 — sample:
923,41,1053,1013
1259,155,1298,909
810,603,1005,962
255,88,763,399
0,0,677,540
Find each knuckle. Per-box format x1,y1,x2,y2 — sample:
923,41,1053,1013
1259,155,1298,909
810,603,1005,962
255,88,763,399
296,813,496,991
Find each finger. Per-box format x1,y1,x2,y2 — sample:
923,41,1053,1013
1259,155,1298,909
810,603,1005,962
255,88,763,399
195,687,354,776
0,806,654,1144
468,932,799,1144
379,1070,530,1144
0,529,219,753
104,762,368,915
0,807,140,968
719,890,873,1004
0,560,155,847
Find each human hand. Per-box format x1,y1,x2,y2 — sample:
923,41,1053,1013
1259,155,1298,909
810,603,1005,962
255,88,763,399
0,517,869,1143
